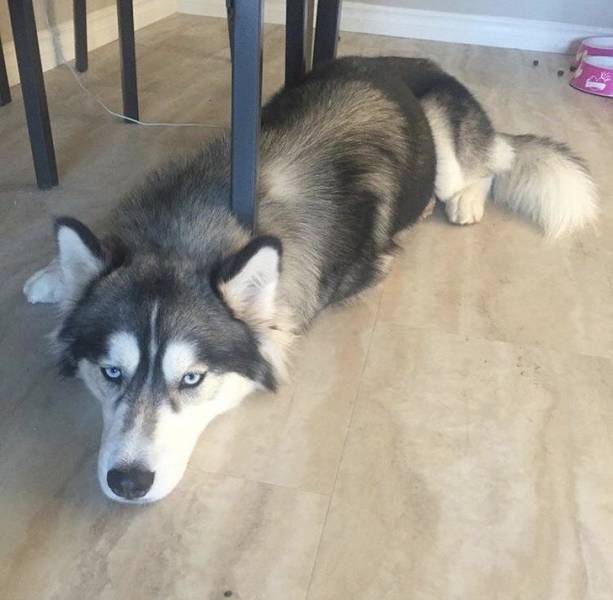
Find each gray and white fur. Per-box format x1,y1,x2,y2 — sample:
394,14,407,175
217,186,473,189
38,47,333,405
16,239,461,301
23,57,598,503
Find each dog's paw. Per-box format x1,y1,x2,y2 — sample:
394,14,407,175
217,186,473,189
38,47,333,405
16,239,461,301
23,264,64,304
445,187,486,225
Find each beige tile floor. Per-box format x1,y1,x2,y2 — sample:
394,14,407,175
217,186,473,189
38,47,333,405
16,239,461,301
1,13,613,600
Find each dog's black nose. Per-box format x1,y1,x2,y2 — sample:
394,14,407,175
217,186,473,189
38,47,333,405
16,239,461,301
107,466,154,500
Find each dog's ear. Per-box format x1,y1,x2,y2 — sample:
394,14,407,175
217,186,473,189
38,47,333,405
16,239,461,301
216,236,282,326
55,217,108,300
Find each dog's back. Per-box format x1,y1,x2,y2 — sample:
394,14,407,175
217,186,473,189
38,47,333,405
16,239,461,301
257,57,436,325
116,57,438,331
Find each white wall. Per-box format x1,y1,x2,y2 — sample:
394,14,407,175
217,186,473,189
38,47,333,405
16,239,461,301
1,0,176,87
365,0,613,28
0,0,115,42
179,0,613,53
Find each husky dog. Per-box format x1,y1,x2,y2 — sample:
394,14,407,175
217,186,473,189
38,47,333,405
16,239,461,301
23,57,597,503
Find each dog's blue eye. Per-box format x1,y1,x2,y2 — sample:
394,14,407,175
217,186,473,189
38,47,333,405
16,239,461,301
101,366,122,382
180,372,205,389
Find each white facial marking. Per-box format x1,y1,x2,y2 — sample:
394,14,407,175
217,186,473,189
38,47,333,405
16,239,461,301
146,302,160,386
81,325,262,504
162,340,199,383
106,331,140,374
96,370,258,503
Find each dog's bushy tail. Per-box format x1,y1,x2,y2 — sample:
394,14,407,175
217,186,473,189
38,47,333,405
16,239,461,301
490,133,598,238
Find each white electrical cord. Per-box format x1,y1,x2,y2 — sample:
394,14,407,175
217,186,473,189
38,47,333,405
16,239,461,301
42,0,225,129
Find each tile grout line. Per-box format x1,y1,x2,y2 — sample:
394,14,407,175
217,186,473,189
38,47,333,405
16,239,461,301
366,319,613,365
303,283,387,599
195,466,330,499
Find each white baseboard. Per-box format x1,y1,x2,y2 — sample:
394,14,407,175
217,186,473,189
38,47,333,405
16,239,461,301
178,0,613,54
178,0,286,23
2,0,177,88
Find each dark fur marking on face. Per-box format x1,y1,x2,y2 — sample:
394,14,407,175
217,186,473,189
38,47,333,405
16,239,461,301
58,351,78,378
57,255,278,399
113,389,127,410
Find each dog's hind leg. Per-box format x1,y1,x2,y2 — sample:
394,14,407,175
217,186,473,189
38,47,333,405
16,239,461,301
23,259,65,304
419,71,501,226
422,95,495,225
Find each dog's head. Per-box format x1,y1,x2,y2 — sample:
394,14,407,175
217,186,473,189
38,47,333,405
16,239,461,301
52,217,282,503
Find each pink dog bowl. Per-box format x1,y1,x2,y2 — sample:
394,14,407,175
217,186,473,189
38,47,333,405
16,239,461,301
570,55,613,98
574,37,613,66
575,37,613,66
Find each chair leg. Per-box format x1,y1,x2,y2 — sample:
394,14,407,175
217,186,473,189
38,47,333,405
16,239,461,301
229,0,263,231
74,0,88,72
313,0,341,68
285,0,310,88
225,0,234,62
116,0,139,122
0,34,11,105
305,0,315,71
8,0,58,189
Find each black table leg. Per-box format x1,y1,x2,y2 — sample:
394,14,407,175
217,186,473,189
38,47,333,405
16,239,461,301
0,34,11,105
313,0,342,68
116,0,139,122
285,0,309,87
305,0,315,71
230,0,263,231
74,0,88,72
226,0,234,62
8,0,58,189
